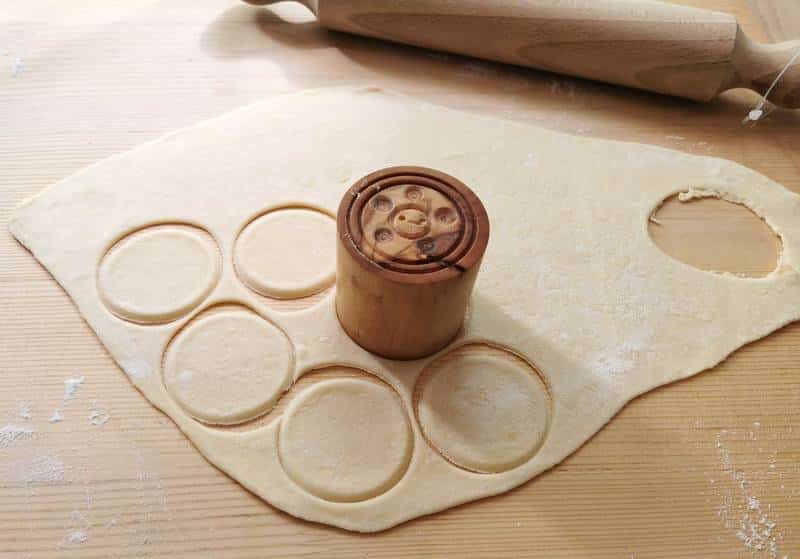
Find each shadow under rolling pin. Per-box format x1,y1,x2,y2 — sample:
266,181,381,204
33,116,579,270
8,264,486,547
245,0,800,109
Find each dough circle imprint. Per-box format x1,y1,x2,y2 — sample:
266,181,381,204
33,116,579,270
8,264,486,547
234,207,336,299
416,348,550,473
163,307,293,425
278,377,413,502
97,225,220,324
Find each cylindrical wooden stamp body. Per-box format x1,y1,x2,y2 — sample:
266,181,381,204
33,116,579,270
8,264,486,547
336,166,489,360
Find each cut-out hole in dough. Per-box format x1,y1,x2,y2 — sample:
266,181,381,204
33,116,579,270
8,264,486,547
98,224,221,324
649,194,781,278
234,207,336,300
415,345,550,474
163,305,293,426
278,377,412,503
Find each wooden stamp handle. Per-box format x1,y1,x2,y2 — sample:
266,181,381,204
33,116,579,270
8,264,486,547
335,167,489,360
249,0,800,108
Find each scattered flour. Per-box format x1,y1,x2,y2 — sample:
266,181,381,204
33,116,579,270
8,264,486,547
63,376,85,401
65,531,88,545
59,511,90,549
15,455,66,484
11,56,23,76
48,409,64,423
19,404,32,420
120,358,151,380
0,423,35,448
89,401,111,427
595,353,635,376
594,334,653,377
713,431,787,558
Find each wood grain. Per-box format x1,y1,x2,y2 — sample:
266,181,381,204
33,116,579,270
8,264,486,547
1,1,799,557
305,0,800,107
310,0,733,102
749,0,800,41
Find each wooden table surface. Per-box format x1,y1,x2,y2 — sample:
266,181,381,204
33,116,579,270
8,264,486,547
2,1,799,557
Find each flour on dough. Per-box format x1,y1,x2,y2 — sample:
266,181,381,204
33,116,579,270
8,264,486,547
9,87,800,532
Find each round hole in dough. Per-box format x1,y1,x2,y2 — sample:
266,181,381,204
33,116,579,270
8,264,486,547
163,308,293,425
234,207,336,299
278,378,412,503
648,193,781,278
98,226,221,324
416,350,550,474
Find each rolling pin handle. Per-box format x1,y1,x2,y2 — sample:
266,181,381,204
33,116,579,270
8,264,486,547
728,30,800,109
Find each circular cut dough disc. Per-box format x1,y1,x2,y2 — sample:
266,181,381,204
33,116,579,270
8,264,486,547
98,227,220,323
164,309,293,425
235,208,336,299
417,354,549,473
279,378,412,502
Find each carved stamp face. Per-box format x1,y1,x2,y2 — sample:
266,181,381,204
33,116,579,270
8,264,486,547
359,183,463,264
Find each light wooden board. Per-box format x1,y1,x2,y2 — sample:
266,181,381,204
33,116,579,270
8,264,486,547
1,1,799,557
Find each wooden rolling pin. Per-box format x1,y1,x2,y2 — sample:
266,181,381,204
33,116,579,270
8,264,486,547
248,0,800,108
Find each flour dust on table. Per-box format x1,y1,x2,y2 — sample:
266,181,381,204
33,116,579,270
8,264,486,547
10,87,800,532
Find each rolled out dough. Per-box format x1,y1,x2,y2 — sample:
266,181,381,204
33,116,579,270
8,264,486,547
9,87,800,532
